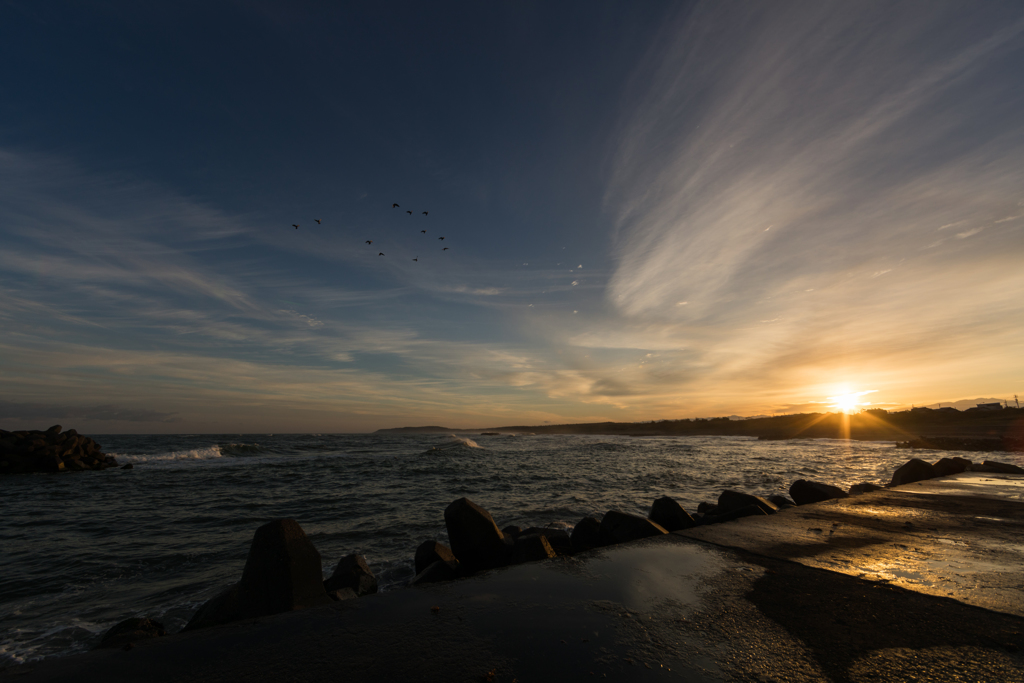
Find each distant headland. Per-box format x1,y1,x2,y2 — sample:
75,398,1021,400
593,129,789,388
376,405,1024,451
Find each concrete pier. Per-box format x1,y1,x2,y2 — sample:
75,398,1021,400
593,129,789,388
3,473,1023,682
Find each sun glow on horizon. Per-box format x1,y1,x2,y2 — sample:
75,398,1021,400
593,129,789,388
827,389,878,414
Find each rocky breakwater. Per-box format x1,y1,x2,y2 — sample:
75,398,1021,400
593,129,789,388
0,425,120,474
100,453,1024,650
103,517,383,648
410,495,698,586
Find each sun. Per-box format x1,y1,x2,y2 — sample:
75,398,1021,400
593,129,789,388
831,393,861,413
826,389,877,413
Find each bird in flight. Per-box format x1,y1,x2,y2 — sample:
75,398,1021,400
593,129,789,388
443,247,449,251
406,210,412,215
292,224,299,229
378,252,385,256
392,203,400,208
413,257,418,262
422,211,428,216
421,230,426,234
315,219,322,224
365,240,373,244
438,236,445,240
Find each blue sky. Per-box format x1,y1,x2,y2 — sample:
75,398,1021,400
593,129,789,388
2,1,1023,432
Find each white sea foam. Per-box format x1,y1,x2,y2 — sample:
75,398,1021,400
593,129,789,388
114,446,224,464
449,435,482,448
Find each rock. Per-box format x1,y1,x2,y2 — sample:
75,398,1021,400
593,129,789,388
0,427,117,475
324,554,378,597
789,480,849,505
32,453,65,473
501,525,523,539
519,527,572,556
409,559,460,586
649,496,696,531
701,504,768,525
891,458,935,486
767,494,795,508
696,501,714,514
598,510,668,546
96,618,166,649
185,518,331,630
981,460,1024,474
932,457,972,477
717,490,777,515
185,583,242,630
848,483,883,495
443,497,510,572
121,463,134,470
326,587,359,601
414,541,459,575
570,516,601,552
509,534,557,564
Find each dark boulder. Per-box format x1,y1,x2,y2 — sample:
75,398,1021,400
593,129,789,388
696,501,715,514
570,516,601,553
185,518,331,630
891,458,935,486
980,460,1024,474
96,618,166,649
185,583,242,630
509,534,557,564
789,480,849,505
409,559,460,586
32,453,65,473
443,498,510,572
121,463,134,470
717,490,777,515
848,483,883,495
519,527,572,556
767,494,795,508
324,553,378,597
932,457,972,477
701,504,768,525
414,541,459,575
649,496,696,531
501,525,523,539
598,510,668,546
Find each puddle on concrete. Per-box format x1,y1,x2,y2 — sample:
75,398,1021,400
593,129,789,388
460,540,726,613
861,563,929,584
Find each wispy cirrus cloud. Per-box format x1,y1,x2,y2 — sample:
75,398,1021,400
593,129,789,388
594,1,1024,413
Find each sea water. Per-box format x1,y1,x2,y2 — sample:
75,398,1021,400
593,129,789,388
2,432,1020,664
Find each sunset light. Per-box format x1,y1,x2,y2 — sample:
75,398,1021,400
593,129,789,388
2,6,1024,681
827,389,877,414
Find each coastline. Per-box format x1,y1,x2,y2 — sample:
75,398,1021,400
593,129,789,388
378,407,1024,448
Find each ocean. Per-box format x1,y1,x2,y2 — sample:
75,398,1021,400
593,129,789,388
2,432,1019,664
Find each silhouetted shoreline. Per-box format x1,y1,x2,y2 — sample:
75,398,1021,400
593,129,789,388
377,406,1024,448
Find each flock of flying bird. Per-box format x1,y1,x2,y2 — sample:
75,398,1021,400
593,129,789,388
290,203,449,260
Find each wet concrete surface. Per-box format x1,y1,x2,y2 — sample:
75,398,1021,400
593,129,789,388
4,474,1023,682
677,472,1024,618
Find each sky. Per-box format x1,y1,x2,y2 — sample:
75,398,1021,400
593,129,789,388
1,1,1022,433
